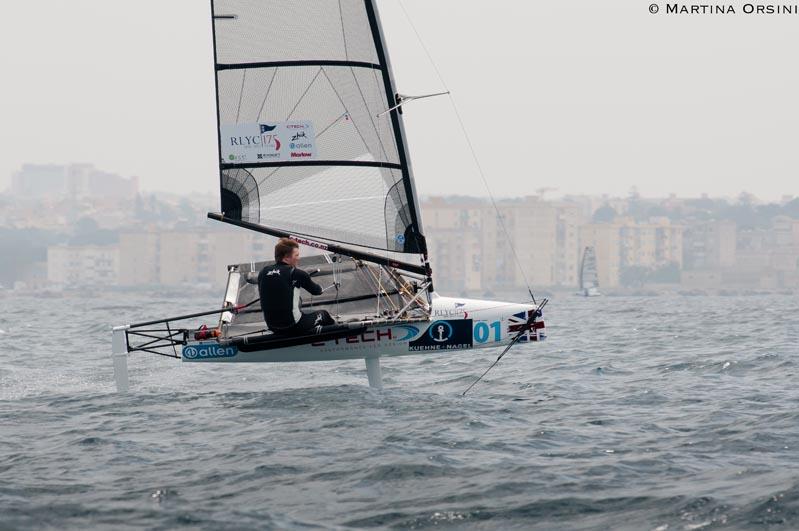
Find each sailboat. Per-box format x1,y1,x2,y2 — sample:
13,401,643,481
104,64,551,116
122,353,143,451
578,246,601,297
111,0,546,391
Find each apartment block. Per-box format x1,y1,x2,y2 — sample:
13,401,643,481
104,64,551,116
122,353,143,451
119,231,161,286
423,197,485,293
47,245,119,287
618,217,683,270
502,197,557,288
684,220,736,269
554,202,585,287
12,163,138,201
118,228,269,288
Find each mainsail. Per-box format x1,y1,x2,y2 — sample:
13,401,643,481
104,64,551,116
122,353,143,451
579,246,599,292
209,0,427,273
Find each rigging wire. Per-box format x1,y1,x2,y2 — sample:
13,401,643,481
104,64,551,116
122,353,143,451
333,256,341,318
396,0,536,301
462,298,548,396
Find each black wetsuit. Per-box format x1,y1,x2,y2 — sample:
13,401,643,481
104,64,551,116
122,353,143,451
258,261,335,334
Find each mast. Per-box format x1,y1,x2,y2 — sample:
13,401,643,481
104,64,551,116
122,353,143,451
579,247,587,290
363,0,433,289
209,1,225,214
363,0,426,255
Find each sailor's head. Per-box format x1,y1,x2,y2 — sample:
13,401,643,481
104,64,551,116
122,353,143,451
275,238,300,266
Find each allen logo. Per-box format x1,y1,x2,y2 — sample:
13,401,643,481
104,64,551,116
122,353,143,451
183,344,238,359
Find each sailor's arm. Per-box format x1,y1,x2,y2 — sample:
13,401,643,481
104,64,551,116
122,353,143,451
296,269,323,295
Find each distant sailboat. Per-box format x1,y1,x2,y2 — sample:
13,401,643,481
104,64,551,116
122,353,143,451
579,246,601,297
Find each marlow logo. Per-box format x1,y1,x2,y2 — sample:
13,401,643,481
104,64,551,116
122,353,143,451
183,344,238,359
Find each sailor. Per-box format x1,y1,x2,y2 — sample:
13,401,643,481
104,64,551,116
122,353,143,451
258,238,336,335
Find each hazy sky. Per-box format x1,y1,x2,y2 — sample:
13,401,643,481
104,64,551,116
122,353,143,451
1,1,797,200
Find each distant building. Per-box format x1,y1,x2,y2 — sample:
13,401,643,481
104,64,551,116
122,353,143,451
732,216,799,288
13,261,48,291
683,220,736,269
159,230,263,288
47,245,119,287
554,202,585,288
423,196,689,292
618,217,683,270
119,231,161,286
423,196,558,293
10,163,138,201
11,164,67,199
619,219,658,269
423,197,485,293
772,215,799,249
118,228,271,288
655,221,684,268
499,197,557,288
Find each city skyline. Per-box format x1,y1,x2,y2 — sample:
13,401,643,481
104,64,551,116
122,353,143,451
4,177,799,294
1,1,798,200
3,161,796,204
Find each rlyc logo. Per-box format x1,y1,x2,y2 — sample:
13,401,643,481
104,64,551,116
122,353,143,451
259,123,281,150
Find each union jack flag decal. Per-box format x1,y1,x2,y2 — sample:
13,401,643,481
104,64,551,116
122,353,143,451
507,310,546,342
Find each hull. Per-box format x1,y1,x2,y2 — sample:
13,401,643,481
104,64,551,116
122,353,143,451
182,296,544,363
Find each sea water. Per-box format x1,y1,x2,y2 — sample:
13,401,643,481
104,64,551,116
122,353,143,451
1,292,798,529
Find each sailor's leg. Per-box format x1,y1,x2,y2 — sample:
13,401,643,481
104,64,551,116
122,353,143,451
112,326,130,393
316,310,336,326
365,357,383,389
297,311,337,334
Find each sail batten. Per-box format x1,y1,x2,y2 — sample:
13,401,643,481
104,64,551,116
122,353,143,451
220,160,403,170
210,0,426,256
216,60,383,71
